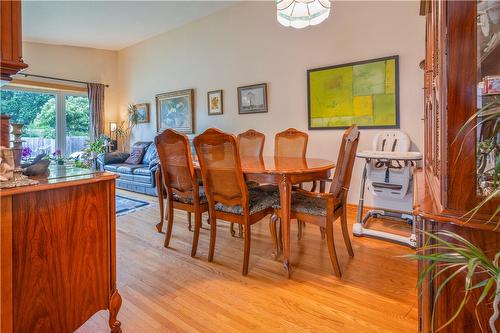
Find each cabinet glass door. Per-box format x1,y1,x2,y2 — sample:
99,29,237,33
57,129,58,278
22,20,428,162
476,0,500,197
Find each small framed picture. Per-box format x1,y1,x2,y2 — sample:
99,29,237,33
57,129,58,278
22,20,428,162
207,90,223,115
238,83,268,114
135,103,150,123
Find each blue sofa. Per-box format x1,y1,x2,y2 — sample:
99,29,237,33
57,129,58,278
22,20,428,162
97,141,159,196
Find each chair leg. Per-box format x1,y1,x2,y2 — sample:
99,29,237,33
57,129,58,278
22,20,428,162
320,226,326,240
242,223,251,276
230,223,235,237
191,211,201,257
297,220,305,240
278,218,283,251
311,181,317,192
187,212,192,231
156,180,164,233
341,208,354,257
325,221,342,277
208,216,217,262
164,200,174,248
269,214,279,260
238,224,243,238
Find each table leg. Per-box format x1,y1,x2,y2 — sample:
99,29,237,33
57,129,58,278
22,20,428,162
278,174,292,278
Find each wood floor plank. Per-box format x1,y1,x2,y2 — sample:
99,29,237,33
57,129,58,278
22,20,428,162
76,190,417,333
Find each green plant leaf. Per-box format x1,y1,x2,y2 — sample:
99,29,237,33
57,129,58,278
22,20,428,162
476,278,495,305
453,97,500,144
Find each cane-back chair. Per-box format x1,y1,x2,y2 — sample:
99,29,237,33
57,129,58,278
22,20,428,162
237,129,265,158
274,128,308,158
155,129,208,257
194,128,277,276
275,128,311,237
271,125,360,277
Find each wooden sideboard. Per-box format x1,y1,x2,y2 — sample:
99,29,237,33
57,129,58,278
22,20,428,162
417,1,500,332
0,168,121,332
0,0,28,82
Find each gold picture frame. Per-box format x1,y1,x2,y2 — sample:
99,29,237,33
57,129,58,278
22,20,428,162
156,89,194,134
135,103,150,123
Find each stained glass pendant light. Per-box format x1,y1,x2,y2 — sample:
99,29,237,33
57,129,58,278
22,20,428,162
276,0,331,29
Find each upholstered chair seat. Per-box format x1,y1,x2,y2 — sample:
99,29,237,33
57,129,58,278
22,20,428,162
172,187,208,204
215,186,279,215
274,192,342,217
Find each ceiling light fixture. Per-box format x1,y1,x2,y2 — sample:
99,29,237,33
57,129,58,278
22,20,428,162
276,0,331,29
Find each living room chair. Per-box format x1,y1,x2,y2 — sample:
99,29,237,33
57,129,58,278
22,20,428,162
194,128,277,276
155,129,208,257
270,125,360,277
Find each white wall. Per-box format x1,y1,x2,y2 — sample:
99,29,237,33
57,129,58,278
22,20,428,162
117,1,425,205
22,42,120,124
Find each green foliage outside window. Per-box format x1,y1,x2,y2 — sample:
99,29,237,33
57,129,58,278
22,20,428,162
0,90,89,139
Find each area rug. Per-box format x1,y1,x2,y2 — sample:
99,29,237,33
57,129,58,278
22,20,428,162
116,195,150,216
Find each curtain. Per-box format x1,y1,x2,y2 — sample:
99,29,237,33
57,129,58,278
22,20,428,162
88,83,105,140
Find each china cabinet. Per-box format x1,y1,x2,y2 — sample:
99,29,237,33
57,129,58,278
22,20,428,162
1,0,28,82
416,0,500,332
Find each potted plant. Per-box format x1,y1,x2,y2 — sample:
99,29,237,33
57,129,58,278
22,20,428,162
52,149,64,165
21,147,32,162
111,104,140,152
406,231,499,332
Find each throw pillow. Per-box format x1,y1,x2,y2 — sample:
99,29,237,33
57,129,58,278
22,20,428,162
125,147,146,164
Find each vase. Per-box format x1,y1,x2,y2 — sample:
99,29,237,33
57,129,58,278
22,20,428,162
10,123,25,168
11,123,24,136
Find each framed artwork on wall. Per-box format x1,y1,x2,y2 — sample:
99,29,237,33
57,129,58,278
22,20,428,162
207,90,223,115
238,83,268,114
156,89,194,134
307,55,400,129
135,103,150,123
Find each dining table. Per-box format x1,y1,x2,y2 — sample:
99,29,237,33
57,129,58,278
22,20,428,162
156,155,336,277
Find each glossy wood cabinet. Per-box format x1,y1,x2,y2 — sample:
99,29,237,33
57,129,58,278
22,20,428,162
416,1,500,332
1,0,28,82
0,170,122,332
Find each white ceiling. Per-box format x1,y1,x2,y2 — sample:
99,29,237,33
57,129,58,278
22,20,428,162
22,1,235,51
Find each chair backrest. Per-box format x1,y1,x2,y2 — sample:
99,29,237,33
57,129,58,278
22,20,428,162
194,128,248,208
237,129,265,158
372,130,410,152
155,129,197,195
329,125,360,201
275,128,308,158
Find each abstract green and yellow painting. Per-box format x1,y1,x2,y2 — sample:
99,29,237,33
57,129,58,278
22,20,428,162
307,56,399,129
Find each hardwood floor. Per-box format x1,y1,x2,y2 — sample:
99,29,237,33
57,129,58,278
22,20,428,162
77,190,417,333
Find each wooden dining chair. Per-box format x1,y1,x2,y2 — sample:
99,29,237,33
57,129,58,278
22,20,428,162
155,129,209,257
237,129,265,157
230,129,266,237
275,128,311,238
194,128,278,276
274,128,308,158
270,125,360,277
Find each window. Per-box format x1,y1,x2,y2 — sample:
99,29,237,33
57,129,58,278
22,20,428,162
0,87,90,157
65,94,90,155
